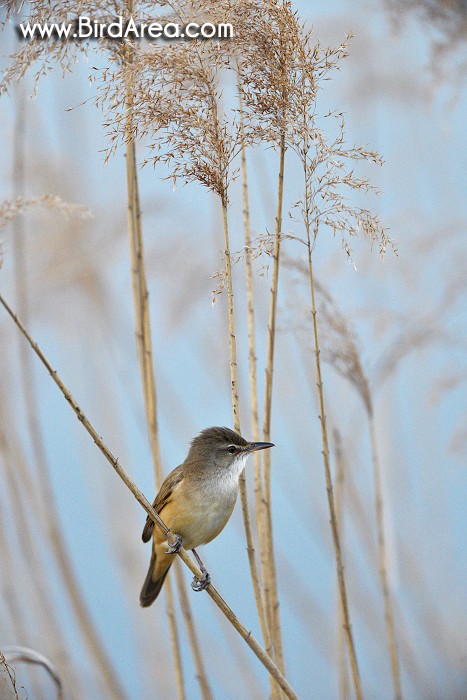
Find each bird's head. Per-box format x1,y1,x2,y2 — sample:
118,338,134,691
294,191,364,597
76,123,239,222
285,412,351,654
187,426,274,475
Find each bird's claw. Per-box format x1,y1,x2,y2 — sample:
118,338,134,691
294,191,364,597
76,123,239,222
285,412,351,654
165,533,183,555
191,571,211,592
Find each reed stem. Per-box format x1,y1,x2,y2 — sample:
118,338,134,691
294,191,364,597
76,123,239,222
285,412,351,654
12,73,122,700
220,201,267,638
0,293,300,700
262,134,286,673
307,251,363,700
123,15,187,696
238,87,273,658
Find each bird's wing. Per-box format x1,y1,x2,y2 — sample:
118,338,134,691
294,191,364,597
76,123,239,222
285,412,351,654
141,465,185,542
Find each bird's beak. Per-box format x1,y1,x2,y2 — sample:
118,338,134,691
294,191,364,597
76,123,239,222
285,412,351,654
247,441,274,452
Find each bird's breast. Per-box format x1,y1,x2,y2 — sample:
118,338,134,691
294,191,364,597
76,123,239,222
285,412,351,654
166,474,238,551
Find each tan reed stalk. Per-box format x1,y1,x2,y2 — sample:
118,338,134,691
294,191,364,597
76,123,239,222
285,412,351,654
202,65,267,664
123,3,162,488
123,17,187,697
0,293,299,700
220,197,258,542
11,79,124,700
340,454,413,692
238,86,273,658
238,89,281,700
220,200,240,429
261,132,286,674
236,3,299,674
302,270,402,699
119,22,271,680
173,562,214,700
333,302,402,699
306,249,363,700
334,409,402,700
367,409,402,700
333,429,350,700
220,200,271,663
125,104,186,700
156,22,265,630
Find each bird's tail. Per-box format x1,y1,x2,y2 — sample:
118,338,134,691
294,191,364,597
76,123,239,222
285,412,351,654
139,550,172,607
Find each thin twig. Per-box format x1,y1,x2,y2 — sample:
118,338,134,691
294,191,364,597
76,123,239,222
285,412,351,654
0,650,19,700
0,294,299,700
2,647,63,700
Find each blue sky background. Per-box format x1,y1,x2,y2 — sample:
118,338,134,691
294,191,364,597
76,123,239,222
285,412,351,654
1,1,466,698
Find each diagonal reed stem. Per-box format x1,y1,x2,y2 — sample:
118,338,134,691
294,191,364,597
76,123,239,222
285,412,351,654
10,76,81,695
0,293,299,700
11,71,123,700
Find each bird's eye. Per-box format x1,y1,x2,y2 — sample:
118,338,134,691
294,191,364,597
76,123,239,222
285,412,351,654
227,445,237,454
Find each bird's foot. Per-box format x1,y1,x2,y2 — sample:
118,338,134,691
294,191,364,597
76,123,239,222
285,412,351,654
191,570,211,592
191,547,211,591
165,533,183,555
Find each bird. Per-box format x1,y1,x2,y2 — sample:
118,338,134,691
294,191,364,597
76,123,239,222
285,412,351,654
140,426,274,607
